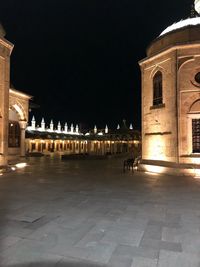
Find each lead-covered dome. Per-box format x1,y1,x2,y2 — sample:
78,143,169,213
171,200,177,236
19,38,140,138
160,17,200,36
146,1,200,57
147,17,200,57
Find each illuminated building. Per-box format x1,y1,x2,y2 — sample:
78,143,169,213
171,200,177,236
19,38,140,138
0,25,31,165
26,118,140,157
139,1,200,176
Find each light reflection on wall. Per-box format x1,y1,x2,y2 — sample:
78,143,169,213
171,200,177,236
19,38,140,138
190,157,200,165
148,136,166,161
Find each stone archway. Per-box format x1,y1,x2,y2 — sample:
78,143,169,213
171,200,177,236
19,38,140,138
9,102,28,157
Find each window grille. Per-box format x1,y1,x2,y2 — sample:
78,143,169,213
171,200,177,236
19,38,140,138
192,119,200,153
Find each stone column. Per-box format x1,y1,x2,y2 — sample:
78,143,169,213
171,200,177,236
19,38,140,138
19,120,27,157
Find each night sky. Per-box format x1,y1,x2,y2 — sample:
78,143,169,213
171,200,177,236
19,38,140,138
0,0,192,130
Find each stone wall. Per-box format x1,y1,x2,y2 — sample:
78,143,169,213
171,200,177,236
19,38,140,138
0,37,13,165
140,50,178,163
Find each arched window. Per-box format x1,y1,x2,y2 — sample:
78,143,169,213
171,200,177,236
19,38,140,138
153,71,163,106
8,121,20,147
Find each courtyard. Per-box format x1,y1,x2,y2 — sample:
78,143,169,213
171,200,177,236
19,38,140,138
0,157,200,267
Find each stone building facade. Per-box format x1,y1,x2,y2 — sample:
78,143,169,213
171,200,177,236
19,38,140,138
139,3,200,175
0,26,31,166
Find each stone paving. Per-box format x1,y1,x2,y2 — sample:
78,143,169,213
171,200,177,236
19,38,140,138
0,157,200,266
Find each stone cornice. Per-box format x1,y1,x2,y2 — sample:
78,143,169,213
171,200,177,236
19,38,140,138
9,89,32,100
0,37,14,54
139,43,200,66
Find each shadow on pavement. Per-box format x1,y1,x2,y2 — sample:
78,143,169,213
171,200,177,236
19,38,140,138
6,261,107,267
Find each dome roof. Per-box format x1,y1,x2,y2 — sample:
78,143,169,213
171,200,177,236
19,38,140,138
147,19,200,57
160,17,200,36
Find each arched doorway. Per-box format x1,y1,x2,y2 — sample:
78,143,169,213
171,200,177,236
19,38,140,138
9,103,27,158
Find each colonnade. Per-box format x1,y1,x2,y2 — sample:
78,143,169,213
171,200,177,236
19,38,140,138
26,138,138,156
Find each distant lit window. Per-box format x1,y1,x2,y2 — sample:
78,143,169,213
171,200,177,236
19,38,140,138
8,121,20,147
153,71,163,106
192,119,200,153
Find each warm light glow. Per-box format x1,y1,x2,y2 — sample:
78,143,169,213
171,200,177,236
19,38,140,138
190,157,200,165
145,171,159,176
160,17,200,36
194,168,200,178
144,165,165,174
11,167,16,171
9,89,32,99
148,136,166,161
13,104,25,120
15,162,27,169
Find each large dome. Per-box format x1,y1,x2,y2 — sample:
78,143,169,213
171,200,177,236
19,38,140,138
160,17,200,36
147,17,200,57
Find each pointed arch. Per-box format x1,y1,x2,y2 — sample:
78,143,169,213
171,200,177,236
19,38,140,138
189,99,200,113
9,101,27,121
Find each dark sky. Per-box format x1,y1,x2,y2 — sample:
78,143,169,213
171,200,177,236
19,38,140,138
0,0,192,129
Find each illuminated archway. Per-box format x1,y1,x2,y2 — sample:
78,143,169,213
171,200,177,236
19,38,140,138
9,102,28,156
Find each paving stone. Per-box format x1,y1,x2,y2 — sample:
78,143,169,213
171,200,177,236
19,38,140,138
57,256,106,267
75,232,105,248
158,250,200,267
114,217,148,231
165,212,181,224
87,219,114,234
101,228,144,246
0,235,22,251
162,227,200,253
142,224,162,240
131,257,158,267
1,239,62,266
140,238,182,252
25,215,59,230
148,219,181,229
1,158,200,266
86,242,117,264
108,254,133,267
112,244,159,259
